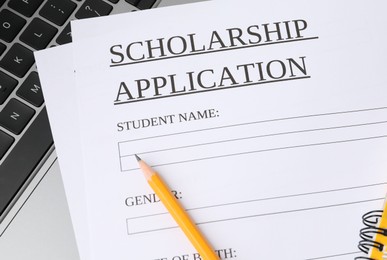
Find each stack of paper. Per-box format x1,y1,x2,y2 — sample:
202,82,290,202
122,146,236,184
35,0,387,259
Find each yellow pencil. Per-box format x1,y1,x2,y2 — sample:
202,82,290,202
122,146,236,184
135,155,219,260
369,200,387,259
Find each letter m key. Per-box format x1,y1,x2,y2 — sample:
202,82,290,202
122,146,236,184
31,84,40,94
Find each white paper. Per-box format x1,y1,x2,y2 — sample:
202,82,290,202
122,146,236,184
70,0,387,259
34,44,90,260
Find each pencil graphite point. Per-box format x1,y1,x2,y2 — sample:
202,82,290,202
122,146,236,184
136,156,153,181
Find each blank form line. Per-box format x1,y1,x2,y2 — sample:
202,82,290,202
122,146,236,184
126,198,384,235
126,182,387,220
121,121,387,158
304,251,361,260
197,198,384,225
189,182,387,211
118,106,387,144
122,135,387,171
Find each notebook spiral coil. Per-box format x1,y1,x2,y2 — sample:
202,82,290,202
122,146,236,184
355,210,386,260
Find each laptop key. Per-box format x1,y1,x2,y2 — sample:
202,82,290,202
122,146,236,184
0,98,35,135
0,0,5,7
0,43,34,78
0,130,14,160
0,42,6,56
108,0,119,3
56,23,72,45
8,0,44,17
75,0,113,19
0,71,18,105
39,0,77,26
20,18,58,50
0,108,53,216
125,0,140,6
0,9,26,43
17,71,44,107
136,0,156,10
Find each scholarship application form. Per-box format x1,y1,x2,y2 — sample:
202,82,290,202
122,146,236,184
70,0,387,259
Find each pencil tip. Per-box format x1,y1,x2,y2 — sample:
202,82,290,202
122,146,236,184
134,154,141,162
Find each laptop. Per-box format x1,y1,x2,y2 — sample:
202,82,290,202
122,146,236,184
0,0,201,259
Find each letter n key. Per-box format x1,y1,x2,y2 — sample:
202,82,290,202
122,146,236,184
0,99,35,134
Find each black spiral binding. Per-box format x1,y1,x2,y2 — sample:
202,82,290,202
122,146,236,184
355,210,386,260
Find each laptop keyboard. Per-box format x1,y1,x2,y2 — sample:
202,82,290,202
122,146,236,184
0,0,158,220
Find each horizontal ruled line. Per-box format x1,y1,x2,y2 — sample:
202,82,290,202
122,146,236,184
121,121,387,158
304,251,362,260
118,107,387,144
197,198,384,225
122,134,387,171
126,197,384,235
126,182,387,220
